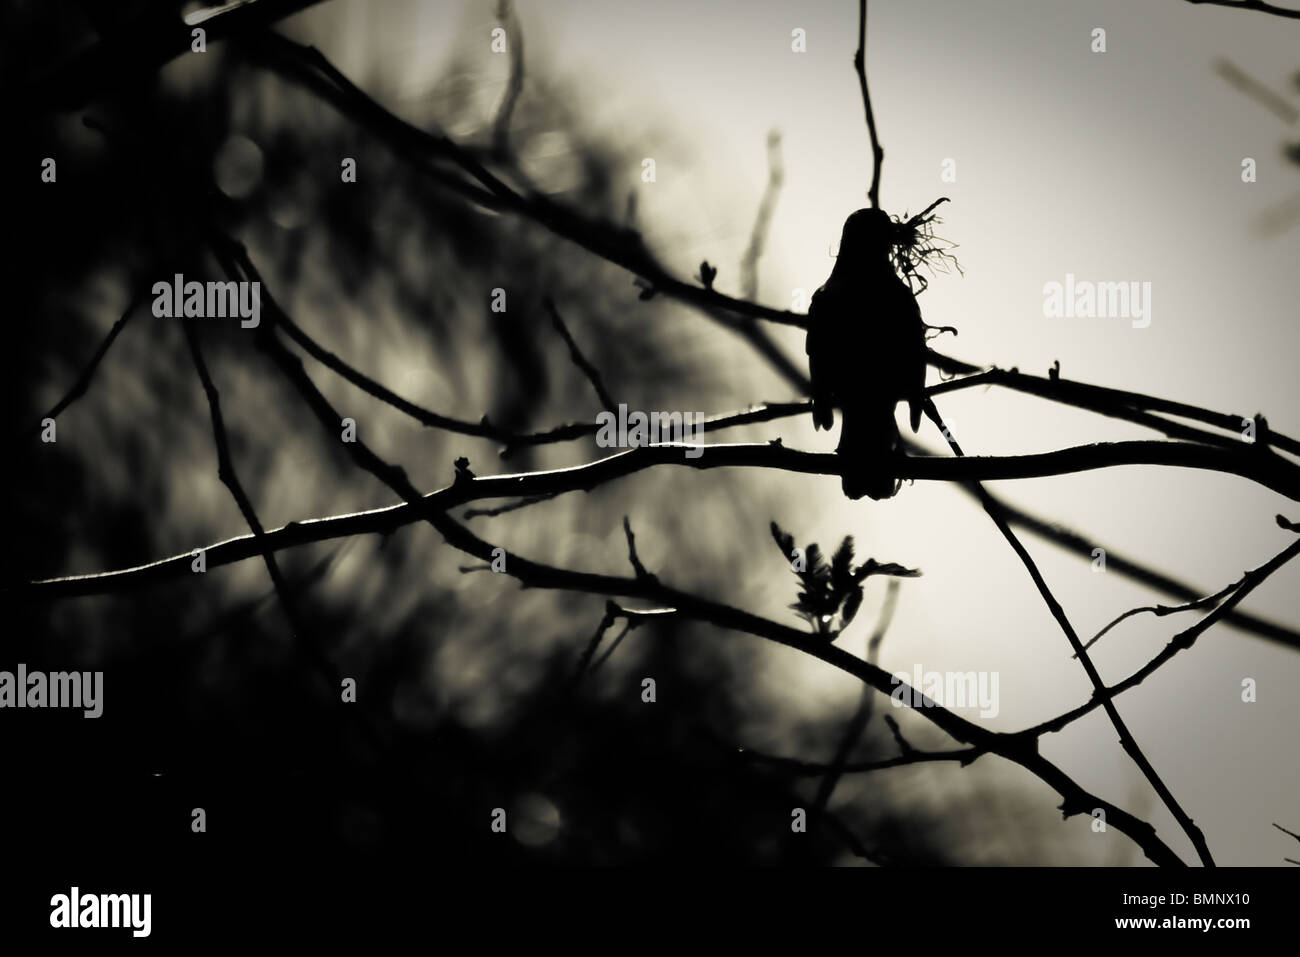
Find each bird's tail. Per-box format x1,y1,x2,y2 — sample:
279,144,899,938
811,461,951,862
837,403,900,500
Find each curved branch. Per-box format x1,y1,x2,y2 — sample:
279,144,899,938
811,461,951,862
26,434,1300,601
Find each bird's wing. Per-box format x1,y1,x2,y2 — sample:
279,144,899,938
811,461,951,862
903,285,927,433
806,287,835,430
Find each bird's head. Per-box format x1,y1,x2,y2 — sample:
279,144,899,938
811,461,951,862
835,200,961,291
838,207,897,262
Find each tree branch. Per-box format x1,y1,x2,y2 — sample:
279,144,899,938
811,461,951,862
25,431,1300,600
930,365,1300,460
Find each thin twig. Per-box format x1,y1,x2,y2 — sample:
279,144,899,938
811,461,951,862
24,287,145,442
744,745,979,776
587,620,634,674
622,516,654,580
180,319,331,680
1273,823,1300,863
1215,59,1299,124
270,291,808,454
1077,581,1241,657
740,130,784,301
501,401,808,457
811,579,900,820
855,0,885,207
463,492,560,519
882,714,914,755
569,602,619,690
587,605,680,680
180,313,385,757
271,304,524,442
491,0,525,158
545,297,616,411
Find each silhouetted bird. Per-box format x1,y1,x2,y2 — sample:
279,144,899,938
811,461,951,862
806,208,926,500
